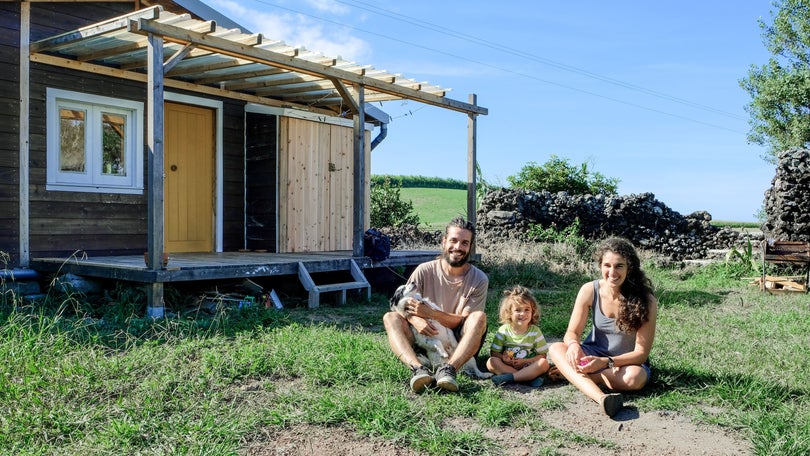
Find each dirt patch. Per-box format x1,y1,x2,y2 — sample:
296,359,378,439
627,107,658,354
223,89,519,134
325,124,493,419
240,381,750,456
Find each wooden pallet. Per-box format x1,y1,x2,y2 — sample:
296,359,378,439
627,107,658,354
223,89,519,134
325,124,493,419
760,240,810,293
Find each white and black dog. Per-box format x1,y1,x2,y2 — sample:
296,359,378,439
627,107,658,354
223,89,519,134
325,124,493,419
390,283,492,379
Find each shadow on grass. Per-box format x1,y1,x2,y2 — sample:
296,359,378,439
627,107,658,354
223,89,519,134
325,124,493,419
656,289,728,308
640,364,808,416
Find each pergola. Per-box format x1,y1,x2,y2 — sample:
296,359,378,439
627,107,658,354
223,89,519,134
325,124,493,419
24,4,488,313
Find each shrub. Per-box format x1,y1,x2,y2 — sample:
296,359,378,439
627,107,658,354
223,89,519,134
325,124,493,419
369,178,420,228
507,155,619,195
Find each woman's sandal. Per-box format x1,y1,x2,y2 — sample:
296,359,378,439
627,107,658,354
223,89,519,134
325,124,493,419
546,366,566,382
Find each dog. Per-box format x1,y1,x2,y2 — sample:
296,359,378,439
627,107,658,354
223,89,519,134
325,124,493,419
390,283,492,379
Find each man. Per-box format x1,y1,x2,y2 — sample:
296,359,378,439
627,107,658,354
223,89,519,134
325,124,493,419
383,217,489,392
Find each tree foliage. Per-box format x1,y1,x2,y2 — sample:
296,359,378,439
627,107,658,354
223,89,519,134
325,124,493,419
369,178,420,228
740,0,810,161
506,155,619,195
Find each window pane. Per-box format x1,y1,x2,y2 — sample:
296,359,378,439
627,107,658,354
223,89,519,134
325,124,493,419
59,108,86,172
102,112,126,176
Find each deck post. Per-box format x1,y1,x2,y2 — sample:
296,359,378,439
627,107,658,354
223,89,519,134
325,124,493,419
352,84,366,258
146,283,165,318
145,31,166,316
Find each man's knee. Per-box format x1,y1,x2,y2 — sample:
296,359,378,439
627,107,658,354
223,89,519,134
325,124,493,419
463,310,487,333
383,311,409,336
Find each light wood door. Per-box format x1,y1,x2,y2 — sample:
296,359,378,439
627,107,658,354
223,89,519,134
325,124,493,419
164,102,214,252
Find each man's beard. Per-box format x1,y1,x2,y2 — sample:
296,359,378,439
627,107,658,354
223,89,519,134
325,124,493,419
443,248,470,267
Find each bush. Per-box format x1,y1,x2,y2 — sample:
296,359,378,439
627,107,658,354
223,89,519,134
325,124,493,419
507,155,619,195
369,178,420,228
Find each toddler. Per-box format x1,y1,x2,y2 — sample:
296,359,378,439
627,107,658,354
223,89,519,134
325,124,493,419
487,285,550,387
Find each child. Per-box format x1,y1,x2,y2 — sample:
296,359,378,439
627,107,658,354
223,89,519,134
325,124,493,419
487,285,550,387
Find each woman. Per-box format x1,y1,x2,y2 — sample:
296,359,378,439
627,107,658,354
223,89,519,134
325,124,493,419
547,237,657,417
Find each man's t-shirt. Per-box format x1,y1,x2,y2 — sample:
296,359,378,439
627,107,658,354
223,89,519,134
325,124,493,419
407,259,489,317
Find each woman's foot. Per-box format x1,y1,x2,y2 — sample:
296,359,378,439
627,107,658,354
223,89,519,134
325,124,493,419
600,393,623,417
546,366,565,382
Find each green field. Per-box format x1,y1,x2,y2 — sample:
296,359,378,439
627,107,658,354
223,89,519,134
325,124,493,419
399,187,468,230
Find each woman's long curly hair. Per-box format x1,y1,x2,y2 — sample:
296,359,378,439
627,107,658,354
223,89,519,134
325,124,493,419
593,237,655,333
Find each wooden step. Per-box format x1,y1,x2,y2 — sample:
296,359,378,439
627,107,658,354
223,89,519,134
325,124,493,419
298,259,371,308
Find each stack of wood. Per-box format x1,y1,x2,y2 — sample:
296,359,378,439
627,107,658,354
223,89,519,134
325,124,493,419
748,275,807,293
757,240,810,294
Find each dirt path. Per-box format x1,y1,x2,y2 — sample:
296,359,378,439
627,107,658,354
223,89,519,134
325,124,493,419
242,381,751,456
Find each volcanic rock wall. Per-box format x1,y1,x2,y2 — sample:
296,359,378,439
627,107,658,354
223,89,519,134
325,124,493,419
762,148,810,242
474,189,752,260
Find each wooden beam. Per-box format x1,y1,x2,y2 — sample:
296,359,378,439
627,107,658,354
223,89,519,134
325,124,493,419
30,6,161,53
331,78,359,114
128,18,487,115
29,53,337,116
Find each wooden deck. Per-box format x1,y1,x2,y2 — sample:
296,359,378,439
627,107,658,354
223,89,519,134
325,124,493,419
30,250,440,284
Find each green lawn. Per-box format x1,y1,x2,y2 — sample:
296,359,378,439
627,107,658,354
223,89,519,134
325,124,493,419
399,187,468,230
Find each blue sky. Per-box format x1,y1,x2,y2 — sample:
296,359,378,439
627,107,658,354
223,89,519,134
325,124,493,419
207,0,776,222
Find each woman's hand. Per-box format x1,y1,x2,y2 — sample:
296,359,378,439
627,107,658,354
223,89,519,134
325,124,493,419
565,343,584,369
575,356,608,374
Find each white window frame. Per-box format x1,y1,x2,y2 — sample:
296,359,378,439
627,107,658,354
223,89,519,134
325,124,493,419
46,88,144,194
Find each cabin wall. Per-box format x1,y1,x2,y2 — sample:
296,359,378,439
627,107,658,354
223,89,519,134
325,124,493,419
278,117,369,252
20,3,248,259
0,2,21,265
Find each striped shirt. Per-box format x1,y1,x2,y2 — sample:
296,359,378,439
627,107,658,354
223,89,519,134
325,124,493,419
490,323,549,359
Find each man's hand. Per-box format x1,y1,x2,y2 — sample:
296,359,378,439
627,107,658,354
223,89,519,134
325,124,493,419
409,315,439,337
405,297,436,320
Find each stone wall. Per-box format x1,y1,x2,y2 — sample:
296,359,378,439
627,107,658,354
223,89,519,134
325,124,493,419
474,189,754,260
382,189,757,261
762,148,810,242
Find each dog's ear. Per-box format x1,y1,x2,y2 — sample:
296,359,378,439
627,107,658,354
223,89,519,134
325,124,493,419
389,285,405,307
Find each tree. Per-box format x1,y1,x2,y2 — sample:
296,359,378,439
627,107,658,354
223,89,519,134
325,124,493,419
740,0,810,161
506,155,619,195
369,178,420,228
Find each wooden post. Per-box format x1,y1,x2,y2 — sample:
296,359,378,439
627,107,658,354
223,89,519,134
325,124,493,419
19,2,30,267
467,94,478,227
352,84,366,258
146,31,166,318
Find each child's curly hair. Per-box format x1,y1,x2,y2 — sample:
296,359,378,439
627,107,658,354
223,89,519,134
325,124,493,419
498,285,540,326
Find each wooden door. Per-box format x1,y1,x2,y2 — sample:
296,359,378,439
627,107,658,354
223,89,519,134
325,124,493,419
164,102,214,252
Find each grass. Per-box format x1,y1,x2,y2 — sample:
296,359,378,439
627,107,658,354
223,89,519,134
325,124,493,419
1,242,809,455
399,187,468,230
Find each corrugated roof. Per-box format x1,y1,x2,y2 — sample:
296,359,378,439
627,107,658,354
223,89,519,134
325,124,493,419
29,6,487,117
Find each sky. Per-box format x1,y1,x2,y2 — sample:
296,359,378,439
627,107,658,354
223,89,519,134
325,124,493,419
206,0,777,222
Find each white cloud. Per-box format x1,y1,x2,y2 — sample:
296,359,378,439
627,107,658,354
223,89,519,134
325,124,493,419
205,0,371,61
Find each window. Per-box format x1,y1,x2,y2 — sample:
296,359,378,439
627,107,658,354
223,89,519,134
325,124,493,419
47,89,143,193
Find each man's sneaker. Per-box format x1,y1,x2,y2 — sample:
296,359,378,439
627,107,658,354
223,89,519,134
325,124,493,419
410,365,434,393
435,363,459,392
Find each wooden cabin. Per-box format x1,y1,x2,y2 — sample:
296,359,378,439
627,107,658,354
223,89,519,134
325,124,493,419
0,0,487,314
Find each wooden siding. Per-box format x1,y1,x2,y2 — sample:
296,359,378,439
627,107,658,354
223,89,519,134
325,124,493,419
245,111,278,251
220,100,247,252
0,3,21,263
278,117,369,253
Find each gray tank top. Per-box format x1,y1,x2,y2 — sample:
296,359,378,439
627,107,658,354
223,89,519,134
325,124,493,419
583,280,637,356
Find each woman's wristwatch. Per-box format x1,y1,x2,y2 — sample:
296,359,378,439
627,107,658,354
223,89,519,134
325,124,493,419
606,356,615,368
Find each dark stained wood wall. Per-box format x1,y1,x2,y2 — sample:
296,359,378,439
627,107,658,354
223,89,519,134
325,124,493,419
245,112,278,251
0,3,21,263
